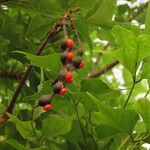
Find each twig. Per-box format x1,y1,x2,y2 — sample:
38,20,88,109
90,43,109,74
123,76,136,109
93,43,110,71
0,7,81,127
70,17,83,56
144,89,150,98
129,133,135,144
89,60,119,78
135,78,142,84
62,20,68,39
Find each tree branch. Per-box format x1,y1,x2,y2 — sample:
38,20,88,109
89,60,119,78
0,71,23,80
70,17,83,56
91,43,110,74
95,43,110,67
89,2,149,79
144,89,150,98
0,7,81,127
88,2,149,79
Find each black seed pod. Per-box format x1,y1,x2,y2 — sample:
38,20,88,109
60,51,74,65
71,57,82,68
53,81,64,94
35,95,52,107
52,79,58,86
60,51,68,65
61,39,67,50
58,69,67,81
51,69,67,86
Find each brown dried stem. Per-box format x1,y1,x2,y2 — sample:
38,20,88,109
0,7,81,127
89,60,119,78
62,20,69,39
70,17,83,56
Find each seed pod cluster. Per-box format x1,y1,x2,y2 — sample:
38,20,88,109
34,94,53,111
35,17,84,111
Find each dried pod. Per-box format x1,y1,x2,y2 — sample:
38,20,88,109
53,81,64,94
35,94,52,108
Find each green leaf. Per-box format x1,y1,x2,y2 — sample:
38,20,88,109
135,99,150,131
106,29,150,76
144,3,150,34
52,94,78,116
33,107,44,120
76,17,93,48
81,79,120,104
88,93,139,133
121,23,141,37
42,114,73,138
27,13,46,37
117,4,129,15
144,56,150,64
31,0,63,15
137,34,150,61
77,92,98,112
73,0,97,17
65,120,83,143
0,16,16,36
6,139,28,150
0,103,5,113
81,79,112,95
98,90,120,102
4,122,20,139
6,0,63,17
8,113,37,140
111,25,137,74
16,52,62,75
0,36,10,54
87,0,115,26
98,26,115,45
95,125,119,139
142,63,150,79
25,80,53,101
85,0,102,19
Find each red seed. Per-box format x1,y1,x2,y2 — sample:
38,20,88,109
65,72,72,81
67,52,74,60
79,61,85,68
59,88,67,95
66,39,74,49
68,78,73,83
43,104,52,111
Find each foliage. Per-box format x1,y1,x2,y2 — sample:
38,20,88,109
0,0,150,149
